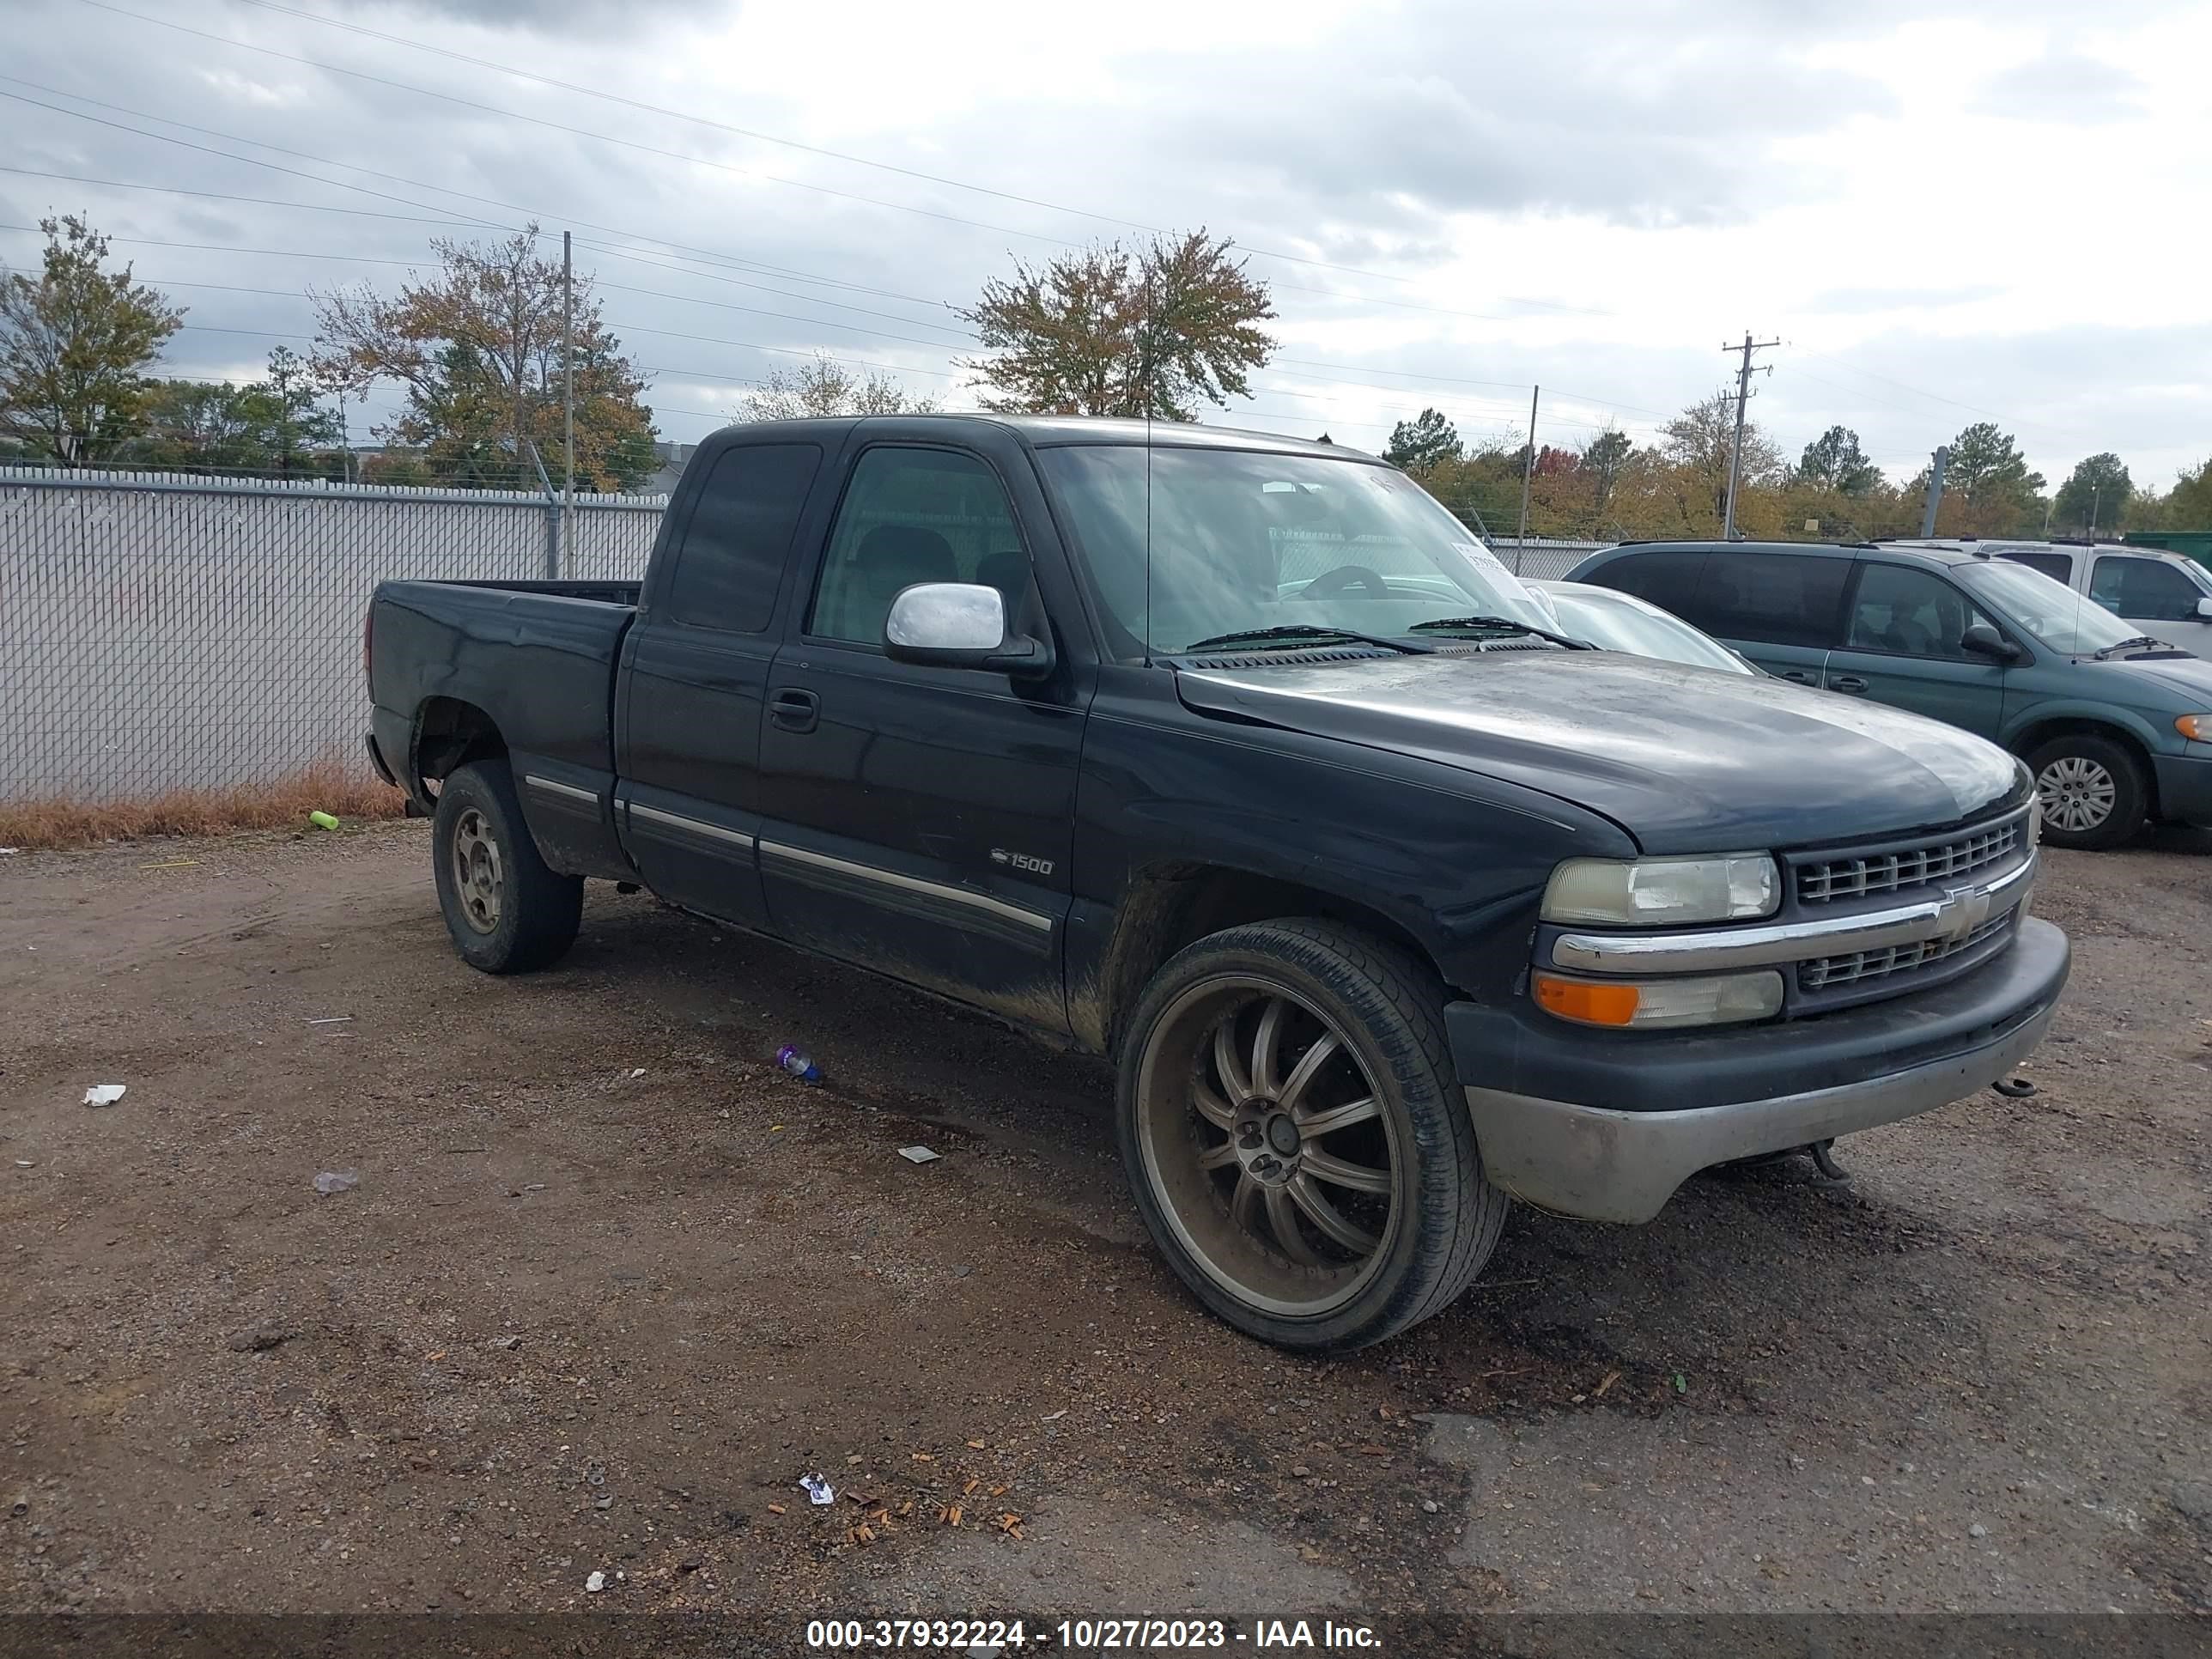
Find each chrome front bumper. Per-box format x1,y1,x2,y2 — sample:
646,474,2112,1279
1462,919,2067,1224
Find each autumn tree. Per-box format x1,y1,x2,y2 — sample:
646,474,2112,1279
738,352,939,422
2053,453,2131,536
1383,407,1462,474
0,215,184,465
1661,391,1783,525
310,224,656,490
960,229,1275,421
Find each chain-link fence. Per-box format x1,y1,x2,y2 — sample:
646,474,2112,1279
0,467,1613,805
0,468,665,802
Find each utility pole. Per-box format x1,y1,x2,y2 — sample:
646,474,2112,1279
1920,446,1950,537
1516,384,1540,550
1721,332,1779,539
2087,484,2100,540
562,229,575,576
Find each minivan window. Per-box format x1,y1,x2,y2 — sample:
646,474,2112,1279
1037,444,1556,658
662,443,823,632
1694,551,1850,649
1846,563,1996,659
1953,558,2145,655
1595,551,1707,617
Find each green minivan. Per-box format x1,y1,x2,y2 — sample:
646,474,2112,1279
1570,540,2212,850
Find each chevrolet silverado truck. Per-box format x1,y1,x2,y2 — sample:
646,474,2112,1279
366,416,2070,1350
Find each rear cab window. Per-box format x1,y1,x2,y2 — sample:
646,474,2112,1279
2000,550,2074,584
661,443,824,632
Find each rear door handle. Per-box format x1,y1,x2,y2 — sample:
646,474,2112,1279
1779,670,1816,684
769,687,819,732
1829,675,1869,694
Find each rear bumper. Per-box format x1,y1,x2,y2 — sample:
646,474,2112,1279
2153,751,2212,826
363,728,399,788
1447,916,2069,1224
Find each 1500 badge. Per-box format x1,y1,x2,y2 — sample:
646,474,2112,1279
990,849,1054,875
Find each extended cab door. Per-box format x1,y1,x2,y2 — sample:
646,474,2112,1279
2090,552,2212,658
1820,558,2009,738
614,436,836,928
753,435,1087,1032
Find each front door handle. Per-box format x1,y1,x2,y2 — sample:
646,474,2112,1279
1828,675,1869,695
769,687,819,732
1779,670,1816,684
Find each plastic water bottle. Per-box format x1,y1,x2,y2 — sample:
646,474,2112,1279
775,1044,822,1083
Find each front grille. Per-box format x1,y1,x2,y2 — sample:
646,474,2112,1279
1796,816,2022,905
1799,911,2014,992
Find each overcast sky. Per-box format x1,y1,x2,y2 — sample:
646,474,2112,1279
4,0,2208,492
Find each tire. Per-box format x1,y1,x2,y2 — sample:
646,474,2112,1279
2027,732,2146,852
431,758,584,973
1116,918,1506,1351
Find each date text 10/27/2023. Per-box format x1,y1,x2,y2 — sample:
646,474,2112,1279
804,1617,1384,1650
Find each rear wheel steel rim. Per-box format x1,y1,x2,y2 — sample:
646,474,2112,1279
1134,975,1403,1318
452,808,504,933
2037,756,2116,833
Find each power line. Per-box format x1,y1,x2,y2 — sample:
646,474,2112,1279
225,0,1607,315
57,2,1581,328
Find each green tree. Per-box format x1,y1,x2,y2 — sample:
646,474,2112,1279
1943,422,2044,511
739,352,939,421
1578,428,1633,519
960,229,1275,421
2161,458,2212,529
131,347,347,478
2052,453,2131,537
1382,407,1462,474
310,224,657,491
1794,424,1882,495
0,215,184,465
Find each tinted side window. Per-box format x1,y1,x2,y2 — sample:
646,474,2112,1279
1845,563,1995,659
2092,555,2200,622
2000,550,2073,583
809,447,1026,646
663,443,823,632
1694,551,1849,648
1592,551,1708,620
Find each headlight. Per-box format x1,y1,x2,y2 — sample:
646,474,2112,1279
1542,854,1780,927
1534,969,1784,1030
2178,714,2210,742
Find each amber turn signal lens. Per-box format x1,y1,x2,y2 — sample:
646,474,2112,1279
1533,974,1641,1027
2178,714,2209,742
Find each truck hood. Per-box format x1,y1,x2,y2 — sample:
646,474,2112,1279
1176,652,2026,854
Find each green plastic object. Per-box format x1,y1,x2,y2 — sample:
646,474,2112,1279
308,811,340,830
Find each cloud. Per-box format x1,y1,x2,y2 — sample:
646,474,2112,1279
1972,51,2148,122
380,0,728,26
1806,284,2005,314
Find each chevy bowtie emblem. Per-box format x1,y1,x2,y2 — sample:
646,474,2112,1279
1936,880,1995,943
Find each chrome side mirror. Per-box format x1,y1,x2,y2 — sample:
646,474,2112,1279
883,581,1054,678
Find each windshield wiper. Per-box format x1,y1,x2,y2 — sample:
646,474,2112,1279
2090,635,2165,659
1179,624,1433,655
1407,615,1594,650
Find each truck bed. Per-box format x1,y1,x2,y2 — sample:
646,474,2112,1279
368,577,637,788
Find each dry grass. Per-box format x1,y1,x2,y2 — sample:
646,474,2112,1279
0,759,408,851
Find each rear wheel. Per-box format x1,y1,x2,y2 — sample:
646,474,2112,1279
432,759,583,972
2028,733,2145,852
1117,919,1505,1351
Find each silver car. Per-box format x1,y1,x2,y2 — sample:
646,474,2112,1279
1532,579,1759,674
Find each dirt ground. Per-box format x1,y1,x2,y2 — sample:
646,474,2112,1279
2,820,2208,1640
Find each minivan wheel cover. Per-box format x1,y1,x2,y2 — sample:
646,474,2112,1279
2037,756,2117,833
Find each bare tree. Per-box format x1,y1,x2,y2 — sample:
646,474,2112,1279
737,353,939,422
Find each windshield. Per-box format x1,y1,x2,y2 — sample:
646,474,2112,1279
1534,583,1753,674
1954,558,2149,654
1036,444,1559,658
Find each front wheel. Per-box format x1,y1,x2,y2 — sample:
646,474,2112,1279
1117,919,1506,1351
431,759,583,972
2028,733,2145,852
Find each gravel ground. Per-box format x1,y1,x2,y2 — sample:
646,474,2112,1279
1,821,2207,1639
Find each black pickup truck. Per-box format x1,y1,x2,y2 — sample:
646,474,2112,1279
367,416,2070,1350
